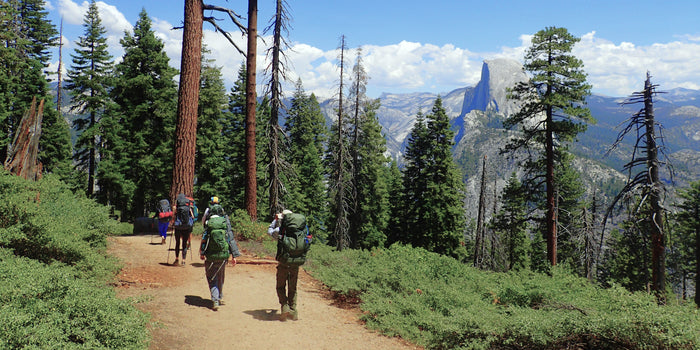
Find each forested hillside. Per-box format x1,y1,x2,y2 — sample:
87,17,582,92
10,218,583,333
1,1,698,349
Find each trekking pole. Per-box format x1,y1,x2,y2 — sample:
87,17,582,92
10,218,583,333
187,234,193,262
166,230,173,264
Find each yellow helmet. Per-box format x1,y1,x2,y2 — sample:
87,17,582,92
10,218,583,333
210,196,219,204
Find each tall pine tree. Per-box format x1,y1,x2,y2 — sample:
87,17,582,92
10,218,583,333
194,51,228,208
673,180,700,306
491,172,529,271
352,98,390,249
284,79,328,239
105,9,178,218
503,26,593,266
400,97,467,259
66,0,113,197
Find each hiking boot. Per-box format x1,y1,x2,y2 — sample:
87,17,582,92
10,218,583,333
173,258,179,266
280,304,291,321
161,237,166,244
212,300,219,311
290,309,299,321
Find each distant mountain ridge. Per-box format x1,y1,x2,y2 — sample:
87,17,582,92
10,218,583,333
338,58,700,217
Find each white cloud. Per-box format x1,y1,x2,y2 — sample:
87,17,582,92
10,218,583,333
49,2,700,100
575,31,700,96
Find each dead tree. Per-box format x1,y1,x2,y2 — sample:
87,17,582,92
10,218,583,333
57,18,63,115
474,155,488,268
263,0,291,218
604,72,672,304
4,97,43,181
332,35,350,251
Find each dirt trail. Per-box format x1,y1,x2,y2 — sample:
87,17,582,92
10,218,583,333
109,234,421,350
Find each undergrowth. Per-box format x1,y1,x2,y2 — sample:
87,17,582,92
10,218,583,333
0,172,148,349
303,243,700,350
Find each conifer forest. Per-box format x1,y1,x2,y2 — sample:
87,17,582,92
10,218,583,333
1,1,698,349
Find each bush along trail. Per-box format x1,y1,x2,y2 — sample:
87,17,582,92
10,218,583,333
109,233,420,350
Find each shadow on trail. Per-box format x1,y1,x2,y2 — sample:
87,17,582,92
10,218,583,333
244,309,281,321
185,295,212,308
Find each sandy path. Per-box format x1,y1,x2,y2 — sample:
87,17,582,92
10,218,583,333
109,234,421,350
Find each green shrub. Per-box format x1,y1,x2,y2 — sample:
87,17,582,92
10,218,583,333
228,209,268,241
0,171,148,349
0,249,148,349
305,242,700,349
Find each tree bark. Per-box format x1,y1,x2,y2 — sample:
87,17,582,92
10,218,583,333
545,58,557,266
644,75,665,304
267,0,282,219
171,0,203,201
245,0,258,220
474,155,487,268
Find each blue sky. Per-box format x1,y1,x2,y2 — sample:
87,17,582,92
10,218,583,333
46,0,700,99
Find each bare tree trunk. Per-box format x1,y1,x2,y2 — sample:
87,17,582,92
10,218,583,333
545,80,557,266
57,18,63,115
4,97,43,181
334,35,348,251
171,0,203,201
643,75,666,304
244,0,258,221
88,109,95,196
474,155,487,268
267,0,283,219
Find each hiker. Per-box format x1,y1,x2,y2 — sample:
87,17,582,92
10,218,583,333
172,193,195,266
199,208,240,311
202,196,224,226
154,198,172,244
267,209,312,321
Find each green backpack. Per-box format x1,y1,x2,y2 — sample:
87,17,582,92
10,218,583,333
277,213,310,266
203,216,229,260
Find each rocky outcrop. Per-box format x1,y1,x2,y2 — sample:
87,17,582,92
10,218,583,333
454,59,528,144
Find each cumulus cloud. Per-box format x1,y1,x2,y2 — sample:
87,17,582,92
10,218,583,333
49,2,700,100
575,31,700,96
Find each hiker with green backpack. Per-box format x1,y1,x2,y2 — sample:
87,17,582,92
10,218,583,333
199,200,240,311
267,209,312,321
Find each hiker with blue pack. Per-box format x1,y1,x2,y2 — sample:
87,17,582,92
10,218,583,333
154,198,172,244
199,201,240,311
267,209,312,321
172,193,195,265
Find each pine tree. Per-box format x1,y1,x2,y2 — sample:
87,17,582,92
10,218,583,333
398,111,428,246
106,9,178,219
491,172,529,271
170,0,203,202
599,208,652,292
219,64,268,215
284,80,328,239
400,97,467,259
353,98,390,249
673,181,700,306
503,26,593,266
194,52,228,207
327,35,352,250
220,65,248,209
553,152,586,271
0,0,71,180
66,0,113,197
386,160,403,244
